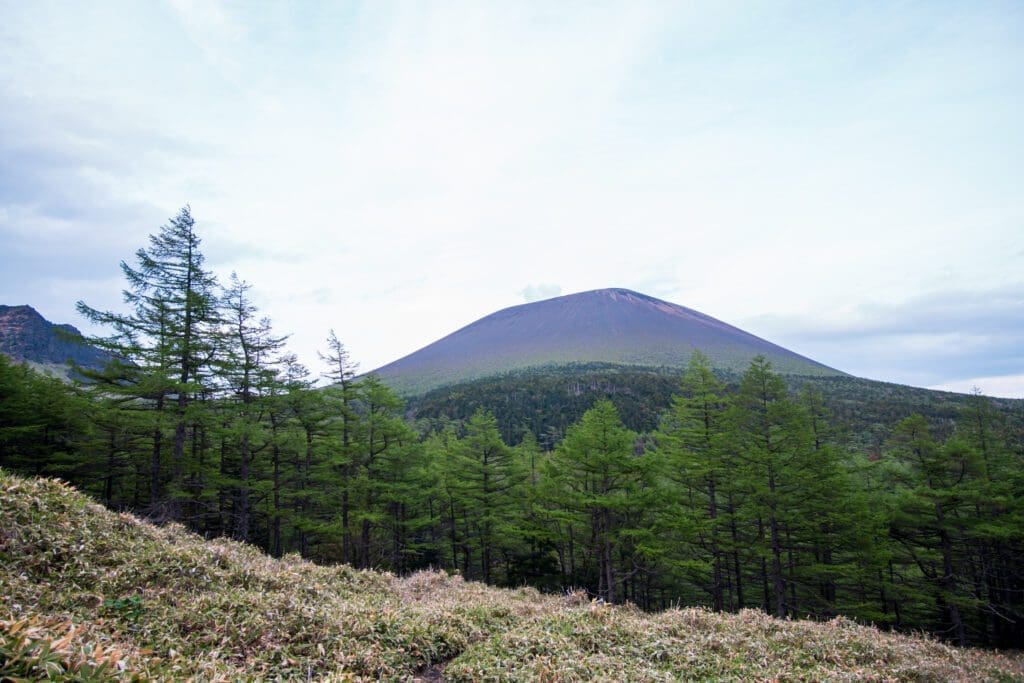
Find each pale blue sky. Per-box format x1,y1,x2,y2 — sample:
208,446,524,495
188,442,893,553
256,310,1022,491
1,1,1021,395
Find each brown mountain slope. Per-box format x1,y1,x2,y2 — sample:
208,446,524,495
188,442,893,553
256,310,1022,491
0,304,110,374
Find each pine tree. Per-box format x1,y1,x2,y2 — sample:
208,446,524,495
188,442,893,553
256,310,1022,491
76,206,220,516
544,400,652,603
653,350,732,610
448,410,522,583
215,273,289,542
319,329,361,563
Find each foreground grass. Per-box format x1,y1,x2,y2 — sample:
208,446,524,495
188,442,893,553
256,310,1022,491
1,470,1021,681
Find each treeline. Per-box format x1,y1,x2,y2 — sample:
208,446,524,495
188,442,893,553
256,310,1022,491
1,208,1022,648
409,363,682,446
410,365,1023,456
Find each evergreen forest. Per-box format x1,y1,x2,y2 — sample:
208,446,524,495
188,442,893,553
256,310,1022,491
2,208,1022,650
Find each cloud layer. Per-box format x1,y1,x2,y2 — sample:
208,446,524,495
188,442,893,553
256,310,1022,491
1,2,1022,396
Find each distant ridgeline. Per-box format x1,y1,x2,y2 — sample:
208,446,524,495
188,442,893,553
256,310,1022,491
0,304,111,376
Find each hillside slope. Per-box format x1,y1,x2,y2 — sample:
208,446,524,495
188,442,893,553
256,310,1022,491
2,470,1021,681
407,364,1024,449
370,289,843,395
0,304,110,376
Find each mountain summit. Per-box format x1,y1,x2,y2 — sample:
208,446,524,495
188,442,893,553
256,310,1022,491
370,288,842,394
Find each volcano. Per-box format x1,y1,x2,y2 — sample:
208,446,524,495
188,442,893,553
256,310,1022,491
370,288,843,395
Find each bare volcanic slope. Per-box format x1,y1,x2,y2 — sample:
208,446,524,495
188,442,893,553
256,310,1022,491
371,288,843,395
0,305,110,376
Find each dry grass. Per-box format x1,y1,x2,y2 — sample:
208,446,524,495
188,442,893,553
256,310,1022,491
2,470,1021,682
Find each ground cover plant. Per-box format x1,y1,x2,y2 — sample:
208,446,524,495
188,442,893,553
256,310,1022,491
2,469,1022,681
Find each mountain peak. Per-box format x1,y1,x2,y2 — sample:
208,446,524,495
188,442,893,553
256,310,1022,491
0,304,109,371
370,288,842,395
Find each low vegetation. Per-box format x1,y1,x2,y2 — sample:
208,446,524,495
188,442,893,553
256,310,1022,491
3,470,1022,681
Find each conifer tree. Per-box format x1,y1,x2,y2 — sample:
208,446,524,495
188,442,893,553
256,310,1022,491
545,400,651,603
349,375,415,568
955,392,1024,646
266,355,319,556
319,329,361,562
359,377,437,573
425,425,466,572
727,356,817,618
448,410,522,583
887,415,976,644
76,206,219,515
653,350,732,610
0,356,84,477
216,273,289,542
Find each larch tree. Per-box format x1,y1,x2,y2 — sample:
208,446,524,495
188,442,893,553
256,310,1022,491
76,206,220,516
216,272,289,542
448,409,522,583
727,356,817,618
319,329,361,563
545,399,651,603
653,350,732,611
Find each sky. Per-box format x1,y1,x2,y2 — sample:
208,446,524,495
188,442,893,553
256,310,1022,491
1,1,1022,396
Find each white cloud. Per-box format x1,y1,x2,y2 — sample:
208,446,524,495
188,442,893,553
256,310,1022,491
930,375,1024,400
1,2,1022,388
522,284,562,303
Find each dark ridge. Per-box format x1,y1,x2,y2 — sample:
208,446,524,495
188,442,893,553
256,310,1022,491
0,304,110,372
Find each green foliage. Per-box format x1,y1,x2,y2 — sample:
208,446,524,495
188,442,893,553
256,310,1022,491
101,596,144,622
541,400,660,603
408,363,1024,451
409,363,682,443
880,406,1024,647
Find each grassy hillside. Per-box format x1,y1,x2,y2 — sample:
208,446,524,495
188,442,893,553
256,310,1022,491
2,470,1022,681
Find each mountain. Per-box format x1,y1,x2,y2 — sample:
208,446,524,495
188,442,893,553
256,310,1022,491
0,304,110,375
371,288,843,395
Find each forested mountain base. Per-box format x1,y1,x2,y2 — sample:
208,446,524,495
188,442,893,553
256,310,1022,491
406,363,1024,452
3,471,1022,681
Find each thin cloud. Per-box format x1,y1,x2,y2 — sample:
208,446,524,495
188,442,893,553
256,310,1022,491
0,2,1021,388
743,285,1024,389
930,374,1024,400
522,284,562,303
